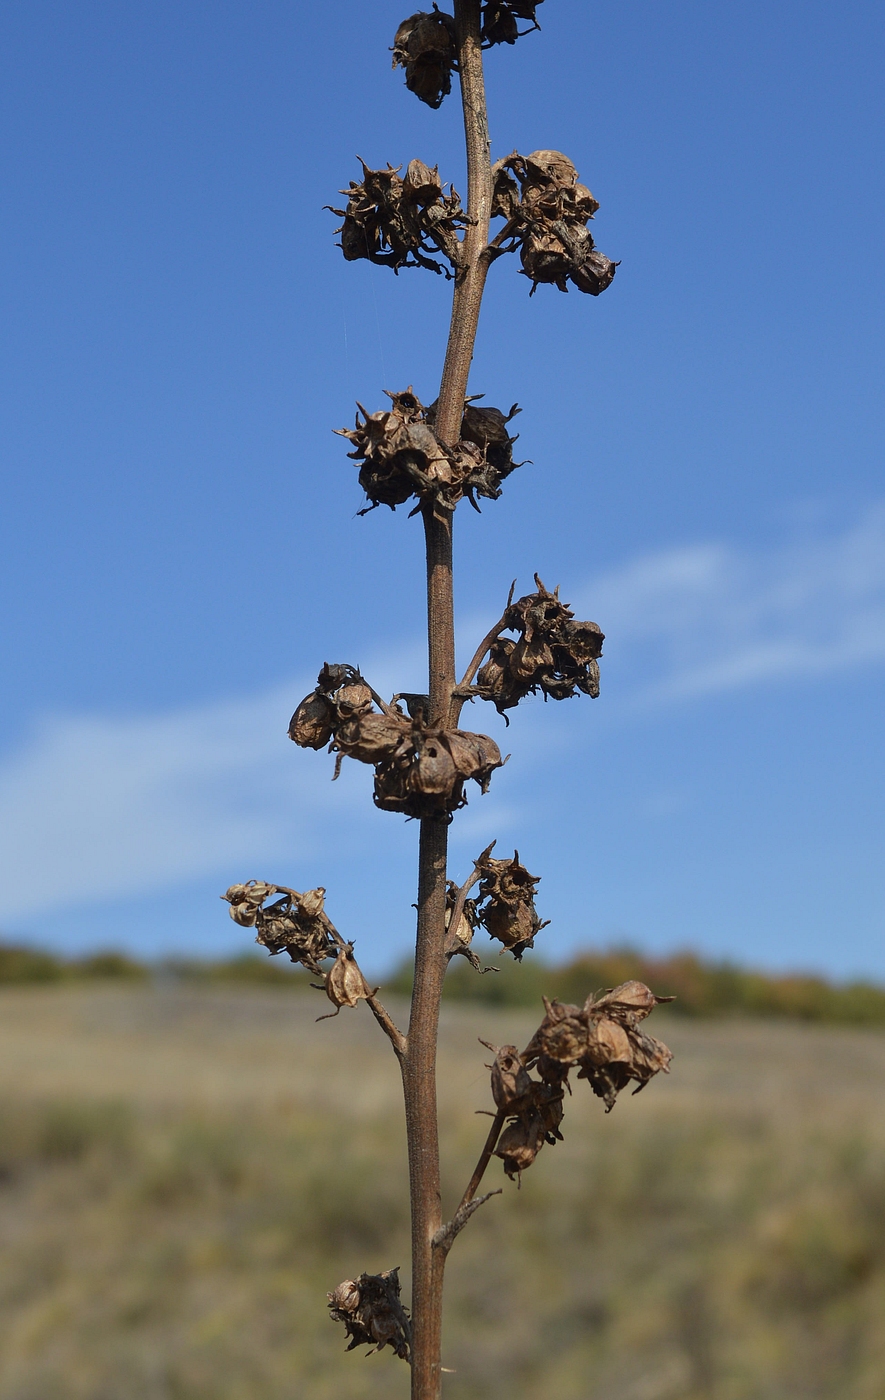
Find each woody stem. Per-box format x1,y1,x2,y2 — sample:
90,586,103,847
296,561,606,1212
401,4,492,1397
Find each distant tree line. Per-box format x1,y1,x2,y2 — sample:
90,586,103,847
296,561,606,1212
3,937,884,1026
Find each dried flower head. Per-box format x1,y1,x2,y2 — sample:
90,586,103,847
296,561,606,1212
475,848,548,959
337,388,523,516
220,881,337,976
483,1041,533,1109
392,10,456,109
474,575,604,713
328,1267,412,1361
373,724,504,819
328,160,467,278
493,1079,565,1180
289,664,503,818
522,982,674,1113
481,0,543,46
490,149,617,297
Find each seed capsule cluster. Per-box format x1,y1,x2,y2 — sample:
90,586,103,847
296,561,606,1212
328,159,468,277
452,848,548,962
221,881,337,975
492,149,617,296
289,664,504,819
328,1268,412,1361
336,387,521,516
392,3,545,108
221,881,375,1018
487,981,673,1179
474,576,604,713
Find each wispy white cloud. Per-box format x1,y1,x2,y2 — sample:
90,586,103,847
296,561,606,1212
579,502,885,703
2,507,883,923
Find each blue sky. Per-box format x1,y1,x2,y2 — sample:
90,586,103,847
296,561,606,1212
1,1,883,978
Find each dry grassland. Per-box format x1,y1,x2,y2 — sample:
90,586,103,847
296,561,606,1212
1,984,884,1399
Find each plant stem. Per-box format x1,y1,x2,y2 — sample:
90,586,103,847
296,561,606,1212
401,4,492,1395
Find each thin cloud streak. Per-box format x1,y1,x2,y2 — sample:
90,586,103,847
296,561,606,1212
2,507,883,922
581,502,885,704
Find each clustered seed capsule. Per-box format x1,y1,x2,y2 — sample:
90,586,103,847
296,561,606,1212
481,0,544,46
473,575,604,714
289,664,504,819
328,159,467,277
391,10,456,109
490,149,617,296
445,846,548,965
484,982,673,1180
221,881,337,975
336,387,522,516
328,1267,412,1361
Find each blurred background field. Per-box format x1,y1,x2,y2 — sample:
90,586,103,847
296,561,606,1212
1,980,885,1399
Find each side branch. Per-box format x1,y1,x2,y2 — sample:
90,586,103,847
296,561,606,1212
449,582,515,726
456,1107,506,1216
432,1189,501,1257
366,992,408,1060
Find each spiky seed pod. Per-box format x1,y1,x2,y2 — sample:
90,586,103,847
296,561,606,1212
521,982,674,1113
373,725,503,818
474,575,605,712
474,849,548,959
391,10,456,109
481,0,544,46
328,1267,411,1361
320,949,374,1018
220,882,338,975
338,388,524,515
490,148,617,296
327,160,467,277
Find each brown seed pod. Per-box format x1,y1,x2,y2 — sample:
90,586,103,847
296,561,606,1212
391,10,456,109
328,160,467,278
481,0,544,46
484,1042,534,1109
288,690,335,749
220,882,338,976
328,1267,411,1361
494,1108,547,1179
319,949,374,1019
489,148,617,297
474,575,604,712
338,387,524,516
474,848,548,959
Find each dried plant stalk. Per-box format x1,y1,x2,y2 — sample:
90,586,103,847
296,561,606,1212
225,6,671,1399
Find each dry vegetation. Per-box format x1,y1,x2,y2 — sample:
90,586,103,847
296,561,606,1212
1,983,884,1399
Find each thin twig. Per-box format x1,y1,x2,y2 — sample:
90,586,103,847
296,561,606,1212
449,582,516,726
432,1189,502,1256
443,841,496,958
455,1107,507,1216
366,993,407,1061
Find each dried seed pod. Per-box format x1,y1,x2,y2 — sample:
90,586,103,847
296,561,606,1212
320,949,374,1018
338,387,523,515
328,158,467,278
587,979,676,1025
490,148,617,297
475,848,547,959
481,0,544,45
523,998,589,1064
334,710,412,765
221,880,277,927
486,1042,533,1109
221,882,338,976
391,10,456,109
494,1106,547,1179
288,690,335,749
474,575,604,712
328,1267,411,1361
